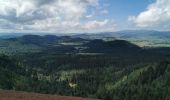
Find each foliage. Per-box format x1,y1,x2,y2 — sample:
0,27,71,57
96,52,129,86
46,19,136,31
0,35,169,100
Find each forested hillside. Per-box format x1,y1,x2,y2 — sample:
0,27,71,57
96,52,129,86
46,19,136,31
0,35,169,100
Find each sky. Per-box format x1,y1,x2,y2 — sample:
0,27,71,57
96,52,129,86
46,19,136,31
0,0,169,34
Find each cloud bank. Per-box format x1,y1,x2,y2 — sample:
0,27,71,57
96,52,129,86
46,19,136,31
0,0,115,33
129,0,170,29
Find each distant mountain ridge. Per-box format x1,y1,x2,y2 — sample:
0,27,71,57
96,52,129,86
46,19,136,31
71,30,170,47
1,30,170,41
72,30,170,40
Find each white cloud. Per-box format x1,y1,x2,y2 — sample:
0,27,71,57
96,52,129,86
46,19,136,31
83,20,108,30
79,19,116,32
129,0,170,28
0,0,95,22
0,0,115,33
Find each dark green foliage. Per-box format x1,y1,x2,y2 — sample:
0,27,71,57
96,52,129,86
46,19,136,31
1,52,168,100
100,61,170,100
0,55,19,89
0,35,169,100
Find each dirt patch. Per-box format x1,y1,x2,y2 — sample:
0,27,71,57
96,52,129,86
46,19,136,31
0,90,97,100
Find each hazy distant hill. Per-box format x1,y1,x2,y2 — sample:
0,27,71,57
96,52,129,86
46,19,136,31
1,30,170,47
71,30,170,47
72,30,170,40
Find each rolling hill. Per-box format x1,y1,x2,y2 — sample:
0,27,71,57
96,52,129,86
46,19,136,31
72,30,170,47
83,39,141,53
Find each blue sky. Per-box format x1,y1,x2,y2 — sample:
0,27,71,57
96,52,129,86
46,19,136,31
100,0,153,19
105,0,154,22
0,0,169,33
